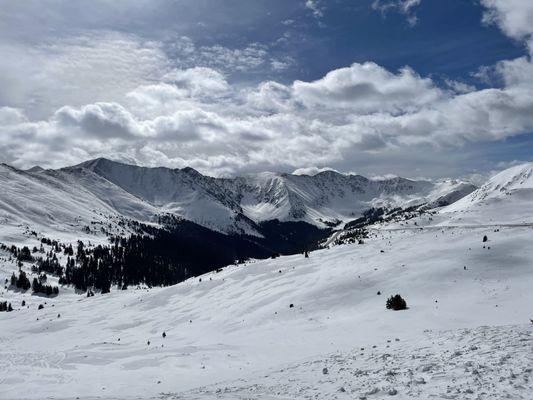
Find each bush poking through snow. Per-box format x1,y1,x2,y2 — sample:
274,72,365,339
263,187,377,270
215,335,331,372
386,294,407,311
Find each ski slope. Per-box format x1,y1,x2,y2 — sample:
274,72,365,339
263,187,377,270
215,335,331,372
1,223,532,399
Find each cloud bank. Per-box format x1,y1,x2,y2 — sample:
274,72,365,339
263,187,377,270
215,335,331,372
0,1,532,178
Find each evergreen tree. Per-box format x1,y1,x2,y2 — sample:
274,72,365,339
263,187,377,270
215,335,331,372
386,294,407,311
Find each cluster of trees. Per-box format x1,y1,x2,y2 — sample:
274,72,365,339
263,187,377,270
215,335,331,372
58,227,227,291
0,301,13,312
333,228,368,246
34,253,64,276
52,218,325,292
3,217,329,295
0,244,34,267
32,276,59,296
17,246,34,262
9,271,59,296
345,205,424,230
10,271,31,291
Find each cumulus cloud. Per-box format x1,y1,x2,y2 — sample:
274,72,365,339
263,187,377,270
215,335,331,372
481,0,533,41
1,1,533,178
293,62,443,114
2,51,532,177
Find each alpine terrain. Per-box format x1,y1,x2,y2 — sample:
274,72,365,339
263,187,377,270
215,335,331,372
1,161,532,399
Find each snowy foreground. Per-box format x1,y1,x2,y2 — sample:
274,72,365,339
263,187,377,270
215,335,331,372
1,221,533,399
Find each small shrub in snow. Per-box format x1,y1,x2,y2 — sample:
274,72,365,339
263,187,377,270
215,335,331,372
386,294,407,311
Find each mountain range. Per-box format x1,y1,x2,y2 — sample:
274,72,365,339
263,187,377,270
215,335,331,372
0,157,478,242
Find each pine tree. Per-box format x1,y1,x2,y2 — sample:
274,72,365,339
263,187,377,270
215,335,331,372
386,294,407,311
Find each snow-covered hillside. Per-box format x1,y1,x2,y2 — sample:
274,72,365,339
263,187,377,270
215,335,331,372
1,162,533,399
437,163,533,226
1,222,532,399
0,163,157,245
0,158,477,242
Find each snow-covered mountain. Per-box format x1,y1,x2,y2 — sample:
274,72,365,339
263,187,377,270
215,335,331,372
0,158,477,241
2,161,533,400
439,163,533,225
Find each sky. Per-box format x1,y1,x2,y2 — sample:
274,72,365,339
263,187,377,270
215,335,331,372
0,0,533,178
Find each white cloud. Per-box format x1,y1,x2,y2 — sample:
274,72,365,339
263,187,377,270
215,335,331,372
481,0,533,41
2,52,533,177
293,62,443,114
292,166,339,176
0,107,28,126
305,0,324,18
0,32,169,119
1,1,533,178
169,37,293,75
444,79,476,94
163,68,230,98
372,0,422,26
0,34,292,120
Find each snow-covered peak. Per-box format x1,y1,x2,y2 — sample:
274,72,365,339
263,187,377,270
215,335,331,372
446,163,533,207
0,158,480,241
438,163,533,225
476,163,533,197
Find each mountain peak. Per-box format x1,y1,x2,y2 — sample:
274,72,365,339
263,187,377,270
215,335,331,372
74,157,124,170
26,166,45,173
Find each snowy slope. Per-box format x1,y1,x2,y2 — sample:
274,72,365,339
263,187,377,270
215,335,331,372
72,159,259,236
0,223,532,399
438,163,533,226
0,163,158,245
0,163,532,399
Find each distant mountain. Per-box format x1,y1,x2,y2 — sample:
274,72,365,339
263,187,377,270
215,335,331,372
0,158,478,242
25,166,45,173
72,158,476,229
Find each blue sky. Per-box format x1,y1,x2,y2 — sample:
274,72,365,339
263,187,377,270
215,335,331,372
0,0,532,178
